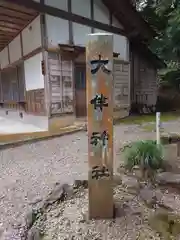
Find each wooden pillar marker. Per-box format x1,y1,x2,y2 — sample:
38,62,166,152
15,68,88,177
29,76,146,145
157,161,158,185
156,112,161,145
86,33,114,219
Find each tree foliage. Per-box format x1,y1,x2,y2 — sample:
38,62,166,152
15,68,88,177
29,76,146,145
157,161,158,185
136,0,180,88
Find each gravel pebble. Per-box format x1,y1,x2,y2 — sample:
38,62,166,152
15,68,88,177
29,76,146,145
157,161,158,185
0,122,177,238
41,187,161,240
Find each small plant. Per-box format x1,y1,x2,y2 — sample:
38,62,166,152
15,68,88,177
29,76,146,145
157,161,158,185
123,140,164,179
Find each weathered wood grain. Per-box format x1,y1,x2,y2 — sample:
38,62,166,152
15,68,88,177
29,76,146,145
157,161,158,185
26,88,45,115
86,33,114,219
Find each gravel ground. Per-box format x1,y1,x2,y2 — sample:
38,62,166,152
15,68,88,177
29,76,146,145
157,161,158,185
0,121,178,238
41,187,160,240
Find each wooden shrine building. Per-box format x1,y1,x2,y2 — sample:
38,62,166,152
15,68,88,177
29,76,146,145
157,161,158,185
0,0,164,127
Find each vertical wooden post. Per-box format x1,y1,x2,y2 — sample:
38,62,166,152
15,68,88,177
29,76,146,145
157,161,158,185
177,142,180,158
86,33,114,219
156,112,161,145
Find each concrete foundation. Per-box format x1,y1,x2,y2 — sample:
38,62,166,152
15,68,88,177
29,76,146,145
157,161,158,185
0,109,48,134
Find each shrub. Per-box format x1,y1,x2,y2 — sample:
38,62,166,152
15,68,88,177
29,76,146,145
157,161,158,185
123,140,164,179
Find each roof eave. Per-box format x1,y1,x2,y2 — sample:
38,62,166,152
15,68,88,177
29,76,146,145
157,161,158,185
102,0,156,41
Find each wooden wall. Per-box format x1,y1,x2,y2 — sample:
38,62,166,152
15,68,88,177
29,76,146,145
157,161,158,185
48,51,131,119
131,49,158,113
48,52,74,115
0,16,41,70
113,59,130,119
0,64,26,111
45,0,129,61
0,16,44,116
0,1,129,118
26,88,45,115
74,63,86,117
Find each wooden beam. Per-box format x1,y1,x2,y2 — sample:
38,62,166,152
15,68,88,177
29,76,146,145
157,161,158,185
0,5,34,16
0,13,30,22
0,26,18,32
0,36,13,40
0,0,37,14
0,72,3,102
5,0,126,36
90,0,94,33
40,0,46,42
20,31,23,56
40,0,50,117
0,7,33,20
7,44,10,64
0,31,14,36
0,23,21,31
0,41,10,44
40,13,46,48
86,33,114,219
109,11,113,26
68,0,73,45
0,19,24,26
0,47,43,70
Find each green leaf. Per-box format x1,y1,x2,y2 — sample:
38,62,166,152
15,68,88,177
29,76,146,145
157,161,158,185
123,140,164,173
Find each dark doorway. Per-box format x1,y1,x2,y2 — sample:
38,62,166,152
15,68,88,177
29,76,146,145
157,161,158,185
74,64,87,117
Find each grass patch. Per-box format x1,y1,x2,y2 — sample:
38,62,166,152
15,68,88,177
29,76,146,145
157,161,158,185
141,123,165,132
123,140,164,174
141,124,156,132
118,112,180,125
0,118,80,144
